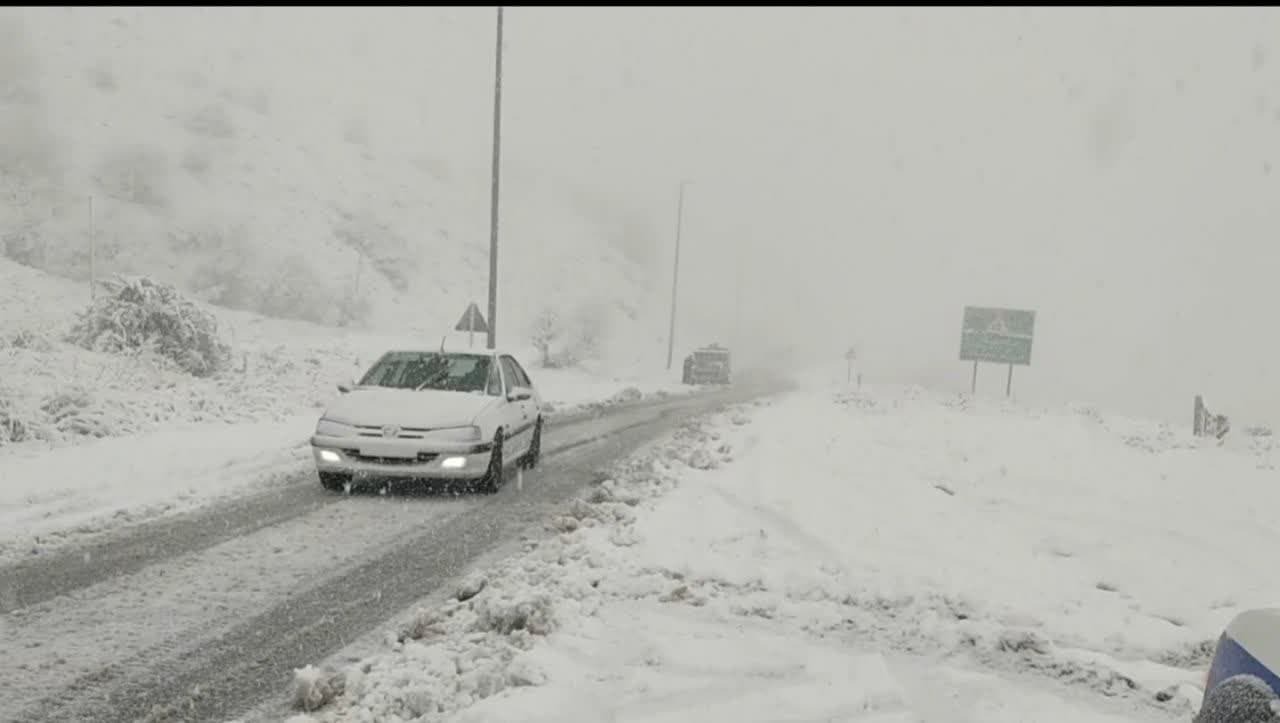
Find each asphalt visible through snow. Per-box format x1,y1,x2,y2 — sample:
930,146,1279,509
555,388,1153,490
0,379,783,723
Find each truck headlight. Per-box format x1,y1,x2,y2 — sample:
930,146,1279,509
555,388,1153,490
426,425,482,442
316,418,356,437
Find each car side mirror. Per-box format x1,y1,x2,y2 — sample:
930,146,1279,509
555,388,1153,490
507,386,533,402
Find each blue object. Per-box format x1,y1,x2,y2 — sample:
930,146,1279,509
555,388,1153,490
1206,609,1280,702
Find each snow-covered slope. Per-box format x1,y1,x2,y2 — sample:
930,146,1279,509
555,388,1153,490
0,7,691,455
0,7,661,337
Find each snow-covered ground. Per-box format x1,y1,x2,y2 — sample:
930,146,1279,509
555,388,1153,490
257,377,1280,723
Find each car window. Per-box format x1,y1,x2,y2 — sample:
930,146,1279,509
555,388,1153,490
485,356,503,396
499,356,522,392
508,357,533,388
359,351,493,393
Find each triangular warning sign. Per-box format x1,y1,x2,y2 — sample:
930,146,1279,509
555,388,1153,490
454,302,490,334
986,314,1010,336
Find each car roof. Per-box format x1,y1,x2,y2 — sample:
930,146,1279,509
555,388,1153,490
380,348,522,359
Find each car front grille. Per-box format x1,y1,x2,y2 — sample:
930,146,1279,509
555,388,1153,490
342,448,440,465
353,425,434,440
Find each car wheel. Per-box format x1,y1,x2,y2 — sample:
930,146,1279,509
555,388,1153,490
319,471,351,493
477,431,505,494
521,417,543,470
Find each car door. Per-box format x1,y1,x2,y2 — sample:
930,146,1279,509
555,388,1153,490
499,355,534,457
507,356,541,414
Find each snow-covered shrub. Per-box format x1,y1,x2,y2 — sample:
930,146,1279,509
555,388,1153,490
0,392,40,445
67,274,231,377
532,304,610,369
528,307,559,367
470,588,557,636
292,665,345,712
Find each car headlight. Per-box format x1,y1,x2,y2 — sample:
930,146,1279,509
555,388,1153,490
425,425,482,442
315,418,357,437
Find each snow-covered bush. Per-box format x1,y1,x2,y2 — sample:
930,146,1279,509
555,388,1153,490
528,308,559,367
530,303,610,369
0,391,39,445
67,274,231,377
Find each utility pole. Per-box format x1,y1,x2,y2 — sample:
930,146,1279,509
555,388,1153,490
665,181,687,370
88,195,97,302
733,240,743,353
486,5,504,350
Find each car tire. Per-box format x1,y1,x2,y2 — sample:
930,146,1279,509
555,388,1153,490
476,431,505,494
319,471,351,493
521,418,543,470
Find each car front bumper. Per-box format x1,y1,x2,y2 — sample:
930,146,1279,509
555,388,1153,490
310,434,494,480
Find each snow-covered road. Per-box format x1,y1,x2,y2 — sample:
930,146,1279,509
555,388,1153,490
0,383,773,723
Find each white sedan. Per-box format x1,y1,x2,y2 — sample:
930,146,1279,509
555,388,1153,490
310,348,544,493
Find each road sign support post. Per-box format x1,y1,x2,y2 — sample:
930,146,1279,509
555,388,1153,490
960,306,1036,397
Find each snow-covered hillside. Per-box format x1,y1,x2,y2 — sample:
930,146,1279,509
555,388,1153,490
268,381,1280,722
0,7,663,337
0,7,693,456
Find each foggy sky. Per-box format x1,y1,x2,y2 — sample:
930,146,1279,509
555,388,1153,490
509,6,1280,426
22,6,1280,426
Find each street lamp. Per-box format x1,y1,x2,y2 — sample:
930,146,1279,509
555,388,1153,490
486,6,504,350
665,180,688,370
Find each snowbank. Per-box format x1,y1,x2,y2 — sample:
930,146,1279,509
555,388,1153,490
271,386,1205,723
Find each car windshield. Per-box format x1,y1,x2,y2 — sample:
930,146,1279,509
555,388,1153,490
359,352,492,393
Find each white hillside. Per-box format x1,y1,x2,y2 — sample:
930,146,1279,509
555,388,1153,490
0,7,660,337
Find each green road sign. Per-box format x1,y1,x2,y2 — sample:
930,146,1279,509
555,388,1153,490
959,306,1036,366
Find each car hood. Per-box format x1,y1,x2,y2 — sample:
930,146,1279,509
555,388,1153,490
323,388,496,428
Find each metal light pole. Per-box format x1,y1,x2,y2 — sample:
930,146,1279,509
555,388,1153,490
733,240,743,352
486,6,505,350
665,180,688,370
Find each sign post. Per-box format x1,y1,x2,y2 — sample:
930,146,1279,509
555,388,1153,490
455,302,491,349
845,346,861,389
959,306,1036,397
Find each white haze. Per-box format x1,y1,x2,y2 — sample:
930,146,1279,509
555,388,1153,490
17,6,1280,427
